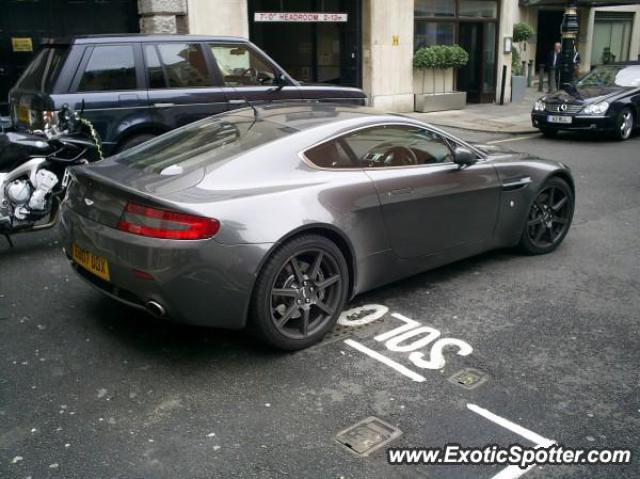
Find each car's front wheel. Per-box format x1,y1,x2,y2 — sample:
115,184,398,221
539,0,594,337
518,177,574,255
250,235,349,350
614,107,634,141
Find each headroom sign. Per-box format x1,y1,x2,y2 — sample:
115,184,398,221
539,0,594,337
254,12,348,22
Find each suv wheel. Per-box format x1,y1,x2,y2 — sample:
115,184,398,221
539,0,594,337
115,134,157,153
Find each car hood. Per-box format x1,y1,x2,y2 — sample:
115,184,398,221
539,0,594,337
543,85,630,104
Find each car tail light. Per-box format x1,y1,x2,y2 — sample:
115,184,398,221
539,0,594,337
117,202,219,240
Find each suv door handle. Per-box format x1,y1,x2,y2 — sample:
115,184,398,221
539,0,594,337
388,187,413,197
153,102,175,108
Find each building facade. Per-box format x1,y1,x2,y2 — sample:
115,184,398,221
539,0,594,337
1,0,639,115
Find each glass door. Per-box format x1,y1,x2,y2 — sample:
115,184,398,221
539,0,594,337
457,21,496,103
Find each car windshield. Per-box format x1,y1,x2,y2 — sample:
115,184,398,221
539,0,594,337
15,46,69,92
576,65,640,89
115,112,296,175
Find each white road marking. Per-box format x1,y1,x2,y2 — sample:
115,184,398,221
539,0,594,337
467,403,555,447
467,403,556,479
486,135,539,144
344,339,426,382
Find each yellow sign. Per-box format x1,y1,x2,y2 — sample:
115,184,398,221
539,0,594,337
392,35,399,46
11,37,33,52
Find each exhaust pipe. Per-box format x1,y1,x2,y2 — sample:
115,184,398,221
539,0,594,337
145,300,166,318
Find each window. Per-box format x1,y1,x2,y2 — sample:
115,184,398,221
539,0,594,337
305,125,453,169
458,0,497,18
115,114,296,175
210,45,277,86
16,46,69,92
305,140,355,169
590,12,633,65
415,0,455,17
144,45,165,89
156,43,211,88
415,22,455,48
77,45,136,92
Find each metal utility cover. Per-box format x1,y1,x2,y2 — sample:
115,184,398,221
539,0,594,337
335,417,402,457
448,368,489,390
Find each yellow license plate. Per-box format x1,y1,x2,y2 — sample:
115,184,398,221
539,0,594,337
72,243,111,281
18,105,30,124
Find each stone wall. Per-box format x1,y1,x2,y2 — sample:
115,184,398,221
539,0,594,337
138,0,188,34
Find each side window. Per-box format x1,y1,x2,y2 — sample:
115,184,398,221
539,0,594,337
156,43,211,88
77,45,136,92
305,139,355,169
144,45,166,89
210,45,276,86
342,125,454,168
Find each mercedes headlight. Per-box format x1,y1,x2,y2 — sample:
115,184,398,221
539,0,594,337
582,101,609,115
533,100,546,111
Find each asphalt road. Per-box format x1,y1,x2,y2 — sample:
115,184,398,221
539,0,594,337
1,128,639,479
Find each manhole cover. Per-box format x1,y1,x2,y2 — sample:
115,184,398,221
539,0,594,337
448,368,489,390
335,416,402,457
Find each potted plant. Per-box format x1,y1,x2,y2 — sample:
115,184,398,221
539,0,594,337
413,44,469,112
511,22,534,102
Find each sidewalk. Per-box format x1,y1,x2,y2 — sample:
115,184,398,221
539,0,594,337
407,87,543,134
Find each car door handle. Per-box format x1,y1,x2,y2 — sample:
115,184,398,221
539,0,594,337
153,102,175,108
502,176,532,191
229,99,247,105
388,187,413,197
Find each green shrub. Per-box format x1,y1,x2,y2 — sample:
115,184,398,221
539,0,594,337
513,22,534,43
413,44,470,70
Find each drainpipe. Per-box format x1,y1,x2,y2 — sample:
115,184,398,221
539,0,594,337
559,0,579,85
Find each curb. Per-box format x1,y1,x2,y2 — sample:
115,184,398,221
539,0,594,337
427,121,539,135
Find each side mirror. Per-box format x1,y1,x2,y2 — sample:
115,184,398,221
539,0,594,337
453,146,478,167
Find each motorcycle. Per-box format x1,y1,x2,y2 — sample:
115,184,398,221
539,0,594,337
0,105,102,247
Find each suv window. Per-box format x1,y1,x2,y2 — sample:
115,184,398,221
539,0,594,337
15,46,69,92
210,45,277,86
155,43,211,88
144,45,166,89
305,125,453,169
77,45,136,92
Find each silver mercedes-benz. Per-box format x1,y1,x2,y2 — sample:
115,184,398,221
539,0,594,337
61,103,574,350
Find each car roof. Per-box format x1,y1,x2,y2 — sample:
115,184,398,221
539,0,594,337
235,102,410,132
44,34,248,46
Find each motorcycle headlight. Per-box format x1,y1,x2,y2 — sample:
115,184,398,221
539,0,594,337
533,100,546,111
582,101,609,115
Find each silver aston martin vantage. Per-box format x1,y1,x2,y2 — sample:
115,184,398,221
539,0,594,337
61,103,574,350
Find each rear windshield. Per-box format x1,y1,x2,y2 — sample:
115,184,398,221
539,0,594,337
15,46,69,92
115,112,296,175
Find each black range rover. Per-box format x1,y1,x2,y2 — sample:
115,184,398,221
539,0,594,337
531,62,640,141
7,34,367,155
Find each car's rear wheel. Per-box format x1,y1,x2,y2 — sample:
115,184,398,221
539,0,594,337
250,235,349,350
614,108,634,141
540,128,557,138
518,177,574,255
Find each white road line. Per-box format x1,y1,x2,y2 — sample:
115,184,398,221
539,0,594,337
486,135,539,144
467,403,555,447
490,464,536,479
344,339,426,382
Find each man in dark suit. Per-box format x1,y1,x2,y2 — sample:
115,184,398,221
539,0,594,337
547,42,562,92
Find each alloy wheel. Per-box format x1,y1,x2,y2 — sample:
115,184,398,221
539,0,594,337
526,185,572,249
270,249,343,340
620,111,633,140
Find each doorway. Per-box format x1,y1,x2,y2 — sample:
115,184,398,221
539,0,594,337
535,10,564,68
249,0,362,87
457,21,496,103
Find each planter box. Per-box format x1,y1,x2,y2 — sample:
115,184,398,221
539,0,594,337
414,91,467,113
511,75,527,102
